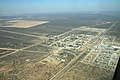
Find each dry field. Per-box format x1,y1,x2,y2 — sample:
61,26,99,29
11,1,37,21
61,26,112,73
4,20,49,28
58,61,114,80
15,55,62,80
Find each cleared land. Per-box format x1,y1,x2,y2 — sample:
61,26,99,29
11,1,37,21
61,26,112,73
4,20,49,28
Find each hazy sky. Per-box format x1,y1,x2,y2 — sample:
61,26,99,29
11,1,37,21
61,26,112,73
0,0,120,15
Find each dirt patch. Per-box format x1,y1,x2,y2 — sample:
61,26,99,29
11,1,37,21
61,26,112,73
4,20,49,28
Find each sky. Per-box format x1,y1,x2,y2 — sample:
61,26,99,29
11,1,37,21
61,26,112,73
0,0,120,15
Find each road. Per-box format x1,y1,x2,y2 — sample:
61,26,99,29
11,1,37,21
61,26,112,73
0,48,18,50
56,22,110,38
0,42,43,59
0,29,46,39
0,28,50,59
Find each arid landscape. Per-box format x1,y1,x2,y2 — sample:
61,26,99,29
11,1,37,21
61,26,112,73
0,13,120,80
0,0,120,79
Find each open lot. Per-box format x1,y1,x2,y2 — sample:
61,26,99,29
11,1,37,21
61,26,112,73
3,20,49,28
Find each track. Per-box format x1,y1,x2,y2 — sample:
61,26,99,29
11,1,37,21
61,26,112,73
0,29,45,38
